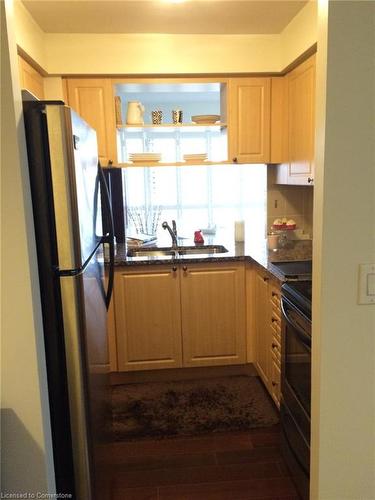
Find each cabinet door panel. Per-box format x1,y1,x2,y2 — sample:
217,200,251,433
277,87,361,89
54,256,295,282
287,55,316,184
114,267,182,371
181,264,246,367
66,78,117,166
229,78,271,163
18,55,44,99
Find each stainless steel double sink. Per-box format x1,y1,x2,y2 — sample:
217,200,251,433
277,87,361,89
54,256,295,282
127,244,228,258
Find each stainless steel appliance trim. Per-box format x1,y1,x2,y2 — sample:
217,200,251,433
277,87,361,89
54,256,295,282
46,105,81,271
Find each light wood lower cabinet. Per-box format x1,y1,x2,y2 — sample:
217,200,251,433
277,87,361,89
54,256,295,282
112,262,246,371
181,263,246,367
114,266,182,371
254,270,271,386
253,267,282,407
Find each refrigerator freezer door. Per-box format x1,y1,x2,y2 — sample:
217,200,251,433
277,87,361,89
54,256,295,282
46,105,101,272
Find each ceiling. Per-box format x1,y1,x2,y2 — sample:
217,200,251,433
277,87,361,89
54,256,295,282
22,0,308,35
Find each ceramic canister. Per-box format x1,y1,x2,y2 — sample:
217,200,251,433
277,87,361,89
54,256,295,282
172,109,183,124
126,101,145,124
151,110,163,124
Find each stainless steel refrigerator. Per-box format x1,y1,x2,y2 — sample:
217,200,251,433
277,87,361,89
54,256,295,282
23,98,115,499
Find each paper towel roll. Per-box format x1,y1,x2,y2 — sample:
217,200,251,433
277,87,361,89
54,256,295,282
234,220,245,242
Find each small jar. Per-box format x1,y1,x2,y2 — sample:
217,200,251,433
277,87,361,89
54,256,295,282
267,232,279,251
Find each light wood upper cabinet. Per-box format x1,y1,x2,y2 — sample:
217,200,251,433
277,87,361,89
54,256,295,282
18,56,44,99
114,266,182,371
276,55,316,185
288,55,316,184
270,76,288,164
180,263,246,367
228,78,271,164
65,78,117,167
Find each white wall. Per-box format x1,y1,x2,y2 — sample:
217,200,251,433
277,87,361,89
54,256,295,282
43,76,65,100
13,0,46,68
311,1,375,498
45,33,282,75
13,1,317,75
281,0,317,68
1,0,55,493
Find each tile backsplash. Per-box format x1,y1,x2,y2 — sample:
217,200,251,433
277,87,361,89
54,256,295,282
267,171,313,237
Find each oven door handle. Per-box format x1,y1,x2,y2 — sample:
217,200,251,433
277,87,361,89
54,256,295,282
281,426,310,476
281,297,311,349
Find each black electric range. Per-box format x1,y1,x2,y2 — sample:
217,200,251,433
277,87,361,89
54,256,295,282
282,280,312,320
279,262,312,500
270,260,312,281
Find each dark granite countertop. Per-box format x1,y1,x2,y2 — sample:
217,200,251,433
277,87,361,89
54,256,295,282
111,229,312,282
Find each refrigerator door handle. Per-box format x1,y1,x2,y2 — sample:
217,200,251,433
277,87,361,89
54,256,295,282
98,165,115,310
57,240,103,277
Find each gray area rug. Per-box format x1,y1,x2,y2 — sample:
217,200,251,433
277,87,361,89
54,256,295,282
112,375,279,441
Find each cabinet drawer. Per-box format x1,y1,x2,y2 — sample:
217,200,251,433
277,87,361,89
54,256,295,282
270,286,281,310
271,312,282,336
270,360,281,406
271,345,281,367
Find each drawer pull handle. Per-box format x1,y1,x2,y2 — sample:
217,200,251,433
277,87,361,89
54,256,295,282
272,343,278,349
272,318,278,323
172,266,177,272
182,266,188,272
263,276,269,282
272,381,278,387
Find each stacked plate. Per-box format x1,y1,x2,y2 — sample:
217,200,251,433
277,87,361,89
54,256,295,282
183,153,208,163
129,153,162,164
191,115,220,124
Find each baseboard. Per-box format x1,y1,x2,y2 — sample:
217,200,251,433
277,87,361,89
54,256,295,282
110,363,257,385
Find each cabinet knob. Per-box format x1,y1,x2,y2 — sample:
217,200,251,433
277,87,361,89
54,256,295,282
232,157,238,163
272,381,277,387
272,342,278,349
272,292,279,298
272,318,278,323
182,266,188,272
108,159,113,166
263,276,269,282
172,266,177,272
307,177,314,184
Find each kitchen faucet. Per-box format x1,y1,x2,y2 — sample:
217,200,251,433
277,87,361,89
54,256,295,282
162,220,178,248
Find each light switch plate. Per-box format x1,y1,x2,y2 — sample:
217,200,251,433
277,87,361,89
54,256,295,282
358,263,375,305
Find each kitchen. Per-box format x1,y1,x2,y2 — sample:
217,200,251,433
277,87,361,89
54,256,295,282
2,1,375,500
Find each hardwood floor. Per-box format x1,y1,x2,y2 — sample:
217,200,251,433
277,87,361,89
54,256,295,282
100,425,299,499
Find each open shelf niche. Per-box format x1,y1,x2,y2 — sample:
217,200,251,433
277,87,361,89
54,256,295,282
114,82,228,165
